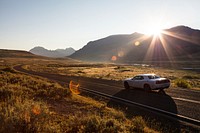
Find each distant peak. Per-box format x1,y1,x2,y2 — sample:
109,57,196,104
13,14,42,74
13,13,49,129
65,47,75,50
34,46,45,49
131,32,144,35
30,46,46,50
167,25,195,31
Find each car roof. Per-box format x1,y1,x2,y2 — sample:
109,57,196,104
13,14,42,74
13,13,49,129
136,74,156,76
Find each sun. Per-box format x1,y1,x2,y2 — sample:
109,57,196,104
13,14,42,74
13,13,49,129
144,25,163,37
141,19,168,37
152,27,162,36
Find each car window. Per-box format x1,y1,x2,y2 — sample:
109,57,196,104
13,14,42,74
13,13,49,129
133,76,144,80
148,76,154,79
148,75,160,79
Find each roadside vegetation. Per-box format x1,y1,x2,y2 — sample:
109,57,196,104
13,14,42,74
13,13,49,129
174,79,192,88
0,66,158,132
25,63,200,90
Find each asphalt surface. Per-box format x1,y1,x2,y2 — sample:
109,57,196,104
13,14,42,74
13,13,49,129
14,65,200,125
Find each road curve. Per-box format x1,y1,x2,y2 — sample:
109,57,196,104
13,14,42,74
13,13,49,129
13,65,200,127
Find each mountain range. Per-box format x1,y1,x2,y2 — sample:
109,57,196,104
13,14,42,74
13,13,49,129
70,26,200,64
30,47,75,58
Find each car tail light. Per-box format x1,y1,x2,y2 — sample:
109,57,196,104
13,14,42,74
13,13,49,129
156,79,170,84
156,81,161,84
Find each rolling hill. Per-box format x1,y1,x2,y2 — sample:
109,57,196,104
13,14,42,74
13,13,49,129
70,26,200,64
0,49,41,58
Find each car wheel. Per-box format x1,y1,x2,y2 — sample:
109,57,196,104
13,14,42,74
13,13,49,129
144,84,151,92
124,82,130,90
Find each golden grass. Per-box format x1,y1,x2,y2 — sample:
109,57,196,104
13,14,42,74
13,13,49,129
0,66,159,132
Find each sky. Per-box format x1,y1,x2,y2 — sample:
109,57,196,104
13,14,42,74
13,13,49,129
0,0,200,51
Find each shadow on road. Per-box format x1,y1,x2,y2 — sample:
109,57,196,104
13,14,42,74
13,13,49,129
107,89,180,132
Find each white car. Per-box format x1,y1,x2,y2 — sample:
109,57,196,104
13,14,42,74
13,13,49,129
123,74,170,91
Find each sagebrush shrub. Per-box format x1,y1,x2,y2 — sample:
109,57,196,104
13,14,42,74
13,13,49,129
175,79,192,88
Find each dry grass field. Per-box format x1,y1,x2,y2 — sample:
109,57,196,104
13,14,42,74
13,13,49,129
0,55,165,132
0,62,158,132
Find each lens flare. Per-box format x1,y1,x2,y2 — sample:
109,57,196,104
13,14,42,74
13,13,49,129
32,105,41,115
134,41,140,46
111,56,117,61
118,51,124,57
69,81,80,94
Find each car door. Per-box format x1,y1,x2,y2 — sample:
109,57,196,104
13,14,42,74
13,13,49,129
135,76,145,89
129,76,138,88
131,76,144,88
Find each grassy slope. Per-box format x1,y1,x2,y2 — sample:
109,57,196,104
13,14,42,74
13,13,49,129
0,49,40,58
0,67,157,132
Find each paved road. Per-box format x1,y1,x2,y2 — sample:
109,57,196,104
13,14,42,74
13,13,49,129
14,65,200,123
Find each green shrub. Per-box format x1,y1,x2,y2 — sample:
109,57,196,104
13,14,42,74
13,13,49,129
131,116,146,132
0,88,13,102
84,116,100,132
175,79,192,88
65,115,124,132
